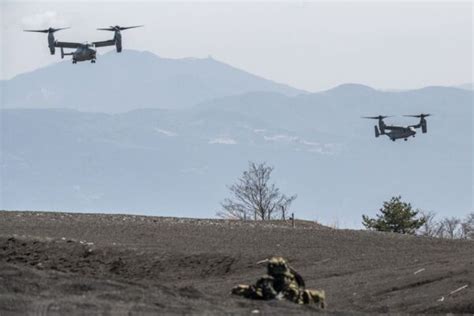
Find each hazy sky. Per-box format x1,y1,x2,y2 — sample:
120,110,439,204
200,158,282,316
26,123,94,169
1,1,472,92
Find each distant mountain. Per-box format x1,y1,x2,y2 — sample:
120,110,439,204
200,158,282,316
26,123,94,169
1,85,472,226
0,50,305,112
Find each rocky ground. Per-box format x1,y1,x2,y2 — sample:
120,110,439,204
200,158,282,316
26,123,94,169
0,210,473,315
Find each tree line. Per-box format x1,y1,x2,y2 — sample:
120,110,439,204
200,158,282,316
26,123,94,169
217,161,473,240
362,195,474,239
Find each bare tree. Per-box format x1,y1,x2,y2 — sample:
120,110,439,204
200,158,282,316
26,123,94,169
417,212,474,240
217,162,297,220
461,213,474,239
418,211,444,237
440,217,462,239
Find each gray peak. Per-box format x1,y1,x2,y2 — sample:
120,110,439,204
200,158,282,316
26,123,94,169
323,83,377,95
2,50,305,113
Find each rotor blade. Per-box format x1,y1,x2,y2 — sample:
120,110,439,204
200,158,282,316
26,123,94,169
24,27,69,33
362,115,392,119
51,27,70,32
97,25,143,31
24,29,50,33
118,25,143,30
403,114,431,118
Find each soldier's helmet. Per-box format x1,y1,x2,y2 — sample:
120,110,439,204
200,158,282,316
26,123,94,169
267,257,292,277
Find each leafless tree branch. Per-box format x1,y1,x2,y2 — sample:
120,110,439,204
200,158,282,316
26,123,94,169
218,162,297,221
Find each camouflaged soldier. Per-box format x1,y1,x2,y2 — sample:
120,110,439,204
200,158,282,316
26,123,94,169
231,256,325,308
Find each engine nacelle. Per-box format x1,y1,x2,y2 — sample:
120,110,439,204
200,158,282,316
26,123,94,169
114,31,122,52
378,120,386,135
420,117,427,133
374,125,380,138
48,33,55,55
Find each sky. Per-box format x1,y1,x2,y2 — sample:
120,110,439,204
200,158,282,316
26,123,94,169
1,1,473,92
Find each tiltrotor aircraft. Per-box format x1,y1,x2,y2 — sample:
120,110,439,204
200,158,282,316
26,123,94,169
24,25,142,64
362,114,431,141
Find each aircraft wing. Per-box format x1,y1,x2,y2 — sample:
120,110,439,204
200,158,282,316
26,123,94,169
93,39,115,47
383,125,406,131
55,41,82,48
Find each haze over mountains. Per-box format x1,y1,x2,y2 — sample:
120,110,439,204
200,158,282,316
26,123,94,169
1,50,472,226
1,50,304,112
457,83,474,91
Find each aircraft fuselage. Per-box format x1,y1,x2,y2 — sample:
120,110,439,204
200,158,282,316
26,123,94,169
73,46,97,63
384,127,416,141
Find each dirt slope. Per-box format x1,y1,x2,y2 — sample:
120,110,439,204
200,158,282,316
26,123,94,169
0,211,473,314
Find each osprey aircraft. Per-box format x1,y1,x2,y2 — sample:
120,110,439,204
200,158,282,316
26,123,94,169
362,114,431,141
24,25,142,64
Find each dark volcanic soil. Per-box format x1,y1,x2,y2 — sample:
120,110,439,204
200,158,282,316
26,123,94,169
0,211,473,315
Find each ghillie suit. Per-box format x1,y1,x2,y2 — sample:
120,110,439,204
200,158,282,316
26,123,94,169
231,257,325,308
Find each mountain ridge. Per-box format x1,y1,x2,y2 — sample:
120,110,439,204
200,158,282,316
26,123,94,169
2,86,472,225
1,50,306,113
